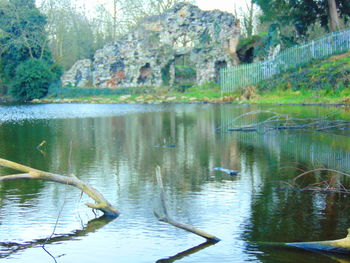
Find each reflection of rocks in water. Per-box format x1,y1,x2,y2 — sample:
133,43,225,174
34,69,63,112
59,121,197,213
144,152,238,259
62,3,240,88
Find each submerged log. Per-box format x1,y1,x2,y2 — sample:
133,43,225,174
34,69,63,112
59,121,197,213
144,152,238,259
154,166,220,242
287,228,350,254
0,158,119,218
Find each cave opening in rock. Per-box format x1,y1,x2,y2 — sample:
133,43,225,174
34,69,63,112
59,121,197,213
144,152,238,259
215,60,227,84
161,62,172,86
137,63,152,84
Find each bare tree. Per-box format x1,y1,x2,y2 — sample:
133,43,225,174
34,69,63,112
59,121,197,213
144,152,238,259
234,0,261,38
112,0,118,40
243,0,255,37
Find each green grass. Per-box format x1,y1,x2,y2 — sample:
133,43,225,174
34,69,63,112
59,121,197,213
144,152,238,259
252,88,350,104
257,51,350,93
250,51,350,104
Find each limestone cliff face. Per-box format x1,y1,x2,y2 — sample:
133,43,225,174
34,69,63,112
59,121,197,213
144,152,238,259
62,3,240,88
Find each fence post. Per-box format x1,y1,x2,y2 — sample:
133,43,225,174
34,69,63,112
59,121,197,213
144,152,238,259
311,40,315,58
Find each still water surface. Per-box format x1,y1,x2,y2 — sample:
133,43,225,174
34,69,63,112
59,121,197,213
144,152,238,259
0,103,349,263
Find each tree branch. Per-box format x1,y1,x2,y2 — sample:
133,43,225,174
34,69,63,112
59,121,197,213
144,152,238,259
154,166,220,242
0,158,119,218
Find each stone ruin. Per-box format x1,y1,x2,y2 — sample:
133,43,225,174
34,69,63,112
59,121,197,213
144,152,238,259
62,3,240,88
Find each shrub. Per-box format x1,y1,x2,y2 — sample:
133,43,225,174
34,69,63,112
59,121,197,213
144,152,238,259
10,59,54,101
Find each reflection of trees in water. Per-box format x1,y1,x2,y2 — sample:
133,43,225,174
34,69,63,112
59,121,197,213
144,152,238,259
220,105,350,173
233,130,350,174
44,107,237,186
0,105,238,218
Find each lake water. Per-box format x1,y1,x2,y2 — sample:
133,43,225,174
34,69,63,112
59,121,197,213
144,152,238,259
0,103,350,263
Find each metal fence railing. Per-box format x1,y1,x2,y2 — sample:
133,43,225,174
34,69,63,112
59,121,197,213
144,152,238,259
220,28,350,92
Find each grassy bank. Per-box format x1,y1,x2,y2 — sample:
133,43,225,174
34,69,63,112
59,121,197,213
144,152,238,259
253,51,350,104
34,52,350,105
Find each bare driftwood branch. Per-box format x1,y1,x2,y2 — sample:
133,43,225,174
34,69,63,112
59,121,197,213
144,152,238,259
0,158,119,218
154,166,220,242
220,110,350,133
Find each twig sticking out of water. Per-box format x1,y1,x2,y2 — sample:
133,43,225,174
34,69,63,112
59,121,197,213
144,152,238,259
154,166,220,242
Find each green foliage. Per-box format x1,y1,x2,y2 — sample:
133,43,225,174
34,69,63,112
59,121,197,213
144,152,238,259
50,63,63,82
238,32,267,50
0,0,48,75
254,0,350,36
0,0,61,100
10,59,54,101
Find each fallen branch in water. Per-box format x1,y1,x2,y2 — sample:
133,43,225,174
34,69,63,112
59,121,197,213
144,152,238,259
0,158,120,218
154,166,220,242
287,228,350,254
219,110,350,133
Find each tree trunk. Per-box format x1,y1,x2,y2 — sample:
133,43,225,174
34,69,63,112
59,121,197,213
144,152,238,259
113,0,117,40
328,0,341,32
245,0,255,37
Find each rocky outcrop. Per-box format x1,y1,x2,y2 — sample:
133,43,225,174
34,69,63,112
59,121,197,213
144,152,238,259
61,59,92,88
62,3,240,88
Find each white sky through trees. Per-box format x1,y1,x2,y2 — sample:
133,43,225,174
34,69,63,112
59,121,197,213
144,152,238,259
42,0,246,15
196,0,243,14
